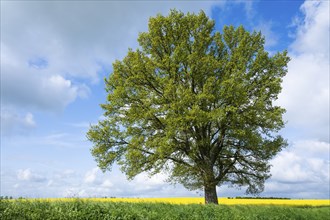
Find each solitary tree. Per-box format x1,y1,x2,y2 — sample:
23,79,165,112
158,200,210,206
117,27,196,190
87,10,290,204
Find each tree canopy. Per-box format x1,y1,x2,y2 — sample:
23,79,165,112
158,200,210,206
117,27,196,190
87,10,290,204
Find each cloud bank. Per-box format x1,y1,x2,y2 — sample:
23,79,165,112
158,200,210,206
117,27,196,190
269,0,329,198
1,1,216,138
279,0,329,142
1,1,214,113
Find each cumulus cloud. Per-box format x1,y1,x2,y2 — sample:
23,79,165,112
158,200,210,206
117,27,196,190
79,169,186,198
290,1,329,57
84,167,100,184
58,167,194,198
266,0,330,199
266,140,329,198
17,169,46,182
1,1,215,114
278,0,329,142
2,166,170,198
1,1,220,139
1,51,90,112
101,179,113,188
1,109,36,136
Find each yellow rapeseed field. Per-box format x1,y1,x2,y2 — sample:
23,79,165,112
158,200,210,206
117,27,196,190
40,197,330,206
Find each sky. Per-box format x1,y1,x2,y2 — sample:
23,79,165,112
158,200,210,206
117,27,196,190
1,0,329,199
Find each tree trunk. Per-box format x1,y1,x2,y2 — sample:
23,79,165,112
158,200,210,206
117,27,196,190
204,183,218,204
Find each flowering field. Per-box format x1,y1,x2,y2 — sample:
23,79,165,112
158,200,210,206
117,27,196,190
1,197,329,219
42,197,330,206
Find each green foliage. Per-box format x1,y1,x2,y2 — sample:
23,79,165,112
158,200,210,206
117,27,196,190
1,200,329,220
87,10,290,203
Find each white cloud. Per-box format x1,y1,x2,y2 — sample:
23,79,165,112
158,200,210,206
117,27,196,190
17,169,46,182
61,169,76,178
47,180,54,187
290,1,329,57
292,140,330,159
64,167,194,198
1,109,36,136
62,188,88,198
24,113,36,127
265,1,330,198
1,1,221,139
1,47,89,112
278,0,329,142
267,140,329,198
266,1,329,199
1,1,216,115
84,167,100,184
101,179,113,188
242,1,255,20
45,170,78,189
254,21,279,48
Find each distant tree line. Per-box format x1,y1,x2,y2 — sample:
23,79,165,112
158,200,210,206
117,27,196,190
0,196,14,200
228,196,291,200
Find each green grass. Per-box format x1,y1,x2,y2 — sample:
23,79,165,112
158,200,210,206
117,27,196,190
1,199,329,220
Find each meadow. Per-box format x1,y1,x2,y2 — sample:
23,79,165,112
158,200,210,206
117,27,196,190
1,197,329,220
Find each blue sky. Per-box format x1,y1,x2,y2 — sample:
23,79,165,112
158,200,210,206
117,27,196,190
1,0,329,199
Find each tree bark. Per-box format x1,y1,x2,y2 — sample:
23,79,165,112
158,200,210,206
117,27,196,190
204,183,218,204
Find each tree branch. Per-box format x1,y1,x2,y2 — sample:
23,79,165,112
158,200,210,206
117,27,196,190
210,128,226,164
134,147,193,168
215,150,238,182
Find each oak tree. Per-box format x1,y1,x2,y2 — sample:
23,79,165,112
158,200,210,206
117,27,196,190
87,10,290,204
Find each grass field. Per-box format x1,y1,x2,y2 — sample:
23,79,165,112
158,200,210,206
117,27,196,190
1,198,329,220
